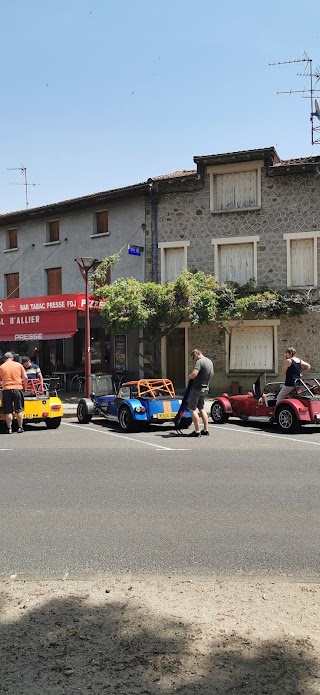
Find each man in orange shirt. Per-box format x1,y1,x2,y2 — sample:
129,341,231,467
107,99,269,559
0,352,28,433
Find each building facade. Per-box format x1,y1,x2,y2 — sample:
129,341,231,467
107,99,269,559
146,148,320,392
0,183,149,380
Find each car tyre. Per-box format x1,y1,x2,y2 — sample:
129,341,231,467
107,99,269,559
178,416,192,429
119,406,138,432
45,417,61,429
276,405,301,434
211,401,229,424
77,399,92,424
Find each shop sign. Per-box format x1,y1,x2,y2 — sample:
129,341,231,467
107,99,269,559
114,334,127,372
0,293,103,315
0,310,78,341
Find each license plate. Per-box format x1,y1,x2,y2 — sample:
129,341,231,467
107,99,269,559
157,412,177,419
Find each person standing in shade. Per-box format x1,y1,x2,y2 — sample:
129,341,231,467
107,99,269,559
276,347,310,403
187,348,214,437
0,352,28,433
21,356,44,390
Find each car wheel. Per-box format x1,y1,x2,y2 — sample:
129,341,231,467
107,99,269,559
45,417,61,430
77,399,92,424
178,416,192,429
211,401,229,424
276,405,301,434
119,406,138,432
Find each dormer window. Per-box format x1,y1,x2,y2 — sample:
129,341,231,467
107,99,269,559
208,160,263,213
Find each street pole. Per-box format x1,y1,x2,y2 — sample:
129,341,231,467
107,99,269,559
75,257,98,399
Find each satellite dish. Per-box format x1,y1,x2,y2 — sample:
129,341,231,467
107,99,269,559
314,99,320,120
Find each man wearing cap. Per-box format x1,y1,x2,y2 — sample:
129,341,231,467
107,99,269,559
21,356,44,390
0,352,28,433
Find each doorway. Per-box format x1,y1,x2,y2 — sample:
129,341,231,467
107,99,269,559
166,327,186,390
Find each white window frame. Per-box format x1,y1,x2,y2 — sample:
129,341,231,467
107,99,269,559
283,231,320,288
208,160,263,214
211,235,260,283
225,319,280,375
158,241,190,284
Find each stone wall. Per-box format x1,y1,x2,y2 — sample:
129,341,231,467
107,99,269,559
153,164,320,390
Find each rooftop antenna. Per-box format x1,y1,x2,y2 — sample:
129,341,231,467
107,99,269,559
269,53,320,145
7,164,40,209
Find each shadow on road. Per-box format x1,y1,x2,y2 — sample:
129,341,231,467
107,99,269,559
0,588,318,694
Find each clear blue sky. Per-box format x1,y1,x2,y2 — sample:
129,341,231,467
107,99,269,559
1,0,319,212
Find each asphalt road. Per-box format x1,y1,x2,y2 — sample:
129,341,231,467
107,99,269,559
1,417,320,579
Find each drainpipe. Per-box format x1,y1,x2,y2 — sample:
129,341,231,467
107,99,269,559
150,181,158,282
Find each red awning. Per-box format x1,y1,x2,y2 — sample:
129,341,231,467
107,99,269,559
0,310,78,342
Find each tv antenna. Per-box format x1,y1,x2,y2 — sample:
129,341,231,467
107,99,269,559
269,53,320,145
7,164,40,209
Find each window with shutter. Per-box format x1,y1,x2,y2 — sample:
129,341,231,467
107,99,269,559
212,236,259,283
6,228,18,250
47,267,62,295
95,211,108,235
158,242,190,284
6,273,19,298
209,161,262,213
284,232,320,288
229,326,274,370
226,320,279,373
49,220,60,243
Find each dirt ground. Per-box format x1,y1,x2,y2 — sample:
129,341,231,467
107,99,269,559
0,576,319,694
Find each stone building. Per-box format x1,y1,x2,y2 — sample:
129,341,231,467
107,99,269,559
146,147,320,392
0,182,149,380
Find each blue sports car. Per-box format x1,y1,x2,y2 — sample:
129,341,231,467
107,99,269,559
77,377,192,432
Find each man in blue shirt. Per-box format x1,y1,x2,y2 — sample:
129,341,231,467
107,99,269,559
21,356,44,390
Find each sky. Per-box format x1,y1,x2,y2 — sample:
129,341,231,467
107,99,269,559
0,0,319,212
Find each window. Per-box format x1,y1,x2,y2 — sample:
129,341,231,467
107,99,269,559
47,267,62,295
283,232,320,288
226,320,280,373
6,272,19,298
6,228,18,250
48,220,60,243
208,160,263,213
158,241,190,283
211,236,259,284
94,210,109,235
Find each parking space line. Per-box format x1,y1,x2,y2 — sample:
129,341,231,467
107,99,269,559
62,421,180,451
210,423,320,447
0,448,12,451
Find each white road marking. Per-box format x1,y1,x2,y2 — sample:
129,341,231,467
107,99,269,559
63,421,179,451
0,448,12,451
210,423,320,447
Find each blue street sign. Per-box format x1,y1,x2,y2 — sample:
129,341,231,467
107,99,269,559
128,245,142,256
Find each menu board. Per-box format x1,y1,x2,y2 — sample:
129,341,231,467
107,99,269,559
114,334,127,372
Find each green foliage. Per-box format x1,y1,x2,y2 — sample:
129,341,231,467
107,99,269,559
93,266,308,340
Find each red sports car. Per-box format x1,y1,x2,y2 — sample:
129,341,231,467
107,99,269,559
210,376,320,433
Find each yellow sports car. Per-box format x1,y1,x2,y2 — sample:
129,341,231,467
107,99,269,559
0,379,63,431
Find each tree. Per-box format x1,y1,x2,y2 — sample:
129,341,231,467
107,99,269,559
92,264,308,373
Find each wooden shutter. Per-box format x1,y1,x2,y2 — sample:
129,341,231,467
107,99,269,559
49,220,60,242
219,243,254,283
164,248,185,282
230,326,273,370
216,171,257,211
47,267,62,295
7,228,17,249
96,211,108,234
290,238,314,286
6,273,19,298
